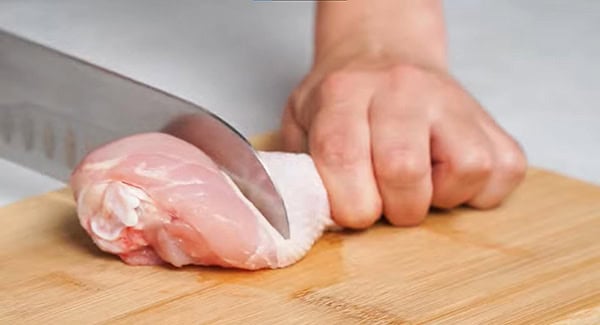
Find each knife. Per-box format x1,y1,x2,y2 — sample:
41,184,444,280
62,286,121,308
0,28,290,239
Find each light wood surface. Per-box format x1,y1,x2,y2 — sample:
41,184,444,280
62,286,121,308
1,132,599,324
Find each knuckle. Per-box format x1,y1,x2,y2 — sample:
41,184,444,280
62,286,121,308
498,150,528,182
376,149,430,186
318,71,357,100
469,195,504,210
386,209,427,227
453,148,494,178
433,196,462,210
332,197,382,229
311,133,365,169
432,185,471,210
336,208,380,229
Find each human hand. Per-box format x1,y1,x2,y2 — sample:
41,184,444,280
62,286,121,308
281,57,527,228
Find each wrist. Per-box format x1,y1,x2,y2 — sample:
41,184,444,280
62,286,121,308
313,0,448,73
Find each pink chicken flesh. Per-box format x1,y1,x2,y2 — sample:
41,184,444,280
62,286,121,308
70,133,334,270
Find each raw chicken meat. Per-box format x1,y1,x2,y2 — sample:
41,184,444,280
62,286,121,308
70,132,335,270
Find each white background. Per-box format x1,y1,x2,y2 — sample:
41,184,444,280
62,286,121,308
1,0,598,206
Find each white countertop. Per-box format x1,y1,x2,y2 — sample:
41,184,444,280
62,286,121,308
1,1,599,206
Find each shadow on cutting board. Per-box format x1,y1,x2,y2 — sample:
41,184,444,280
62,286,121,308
59,202,116,261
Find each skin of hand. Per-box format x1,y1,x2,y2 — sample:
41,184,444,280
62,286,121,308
280,0,527,228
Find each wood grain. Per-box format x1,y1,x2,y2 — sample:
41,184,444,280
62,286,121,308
1,132,599,324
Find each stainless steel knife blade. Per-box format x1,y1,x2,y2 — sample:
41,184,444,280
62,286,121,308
0,28,290,239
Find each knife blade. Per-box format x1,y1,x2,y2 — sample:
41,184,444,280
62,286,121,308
0,28,290,239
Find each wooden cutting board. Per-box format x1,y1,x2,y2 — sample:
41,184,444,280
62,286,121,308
1,132,599,324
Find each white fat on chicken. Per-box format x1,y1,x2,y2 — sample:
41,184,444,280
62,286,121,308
80,181,162,255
